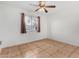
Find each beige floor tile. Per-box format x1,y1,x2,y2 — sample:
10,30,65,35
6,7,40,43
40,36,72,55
50,45,76,58
0,39,78,58
69,47,79,58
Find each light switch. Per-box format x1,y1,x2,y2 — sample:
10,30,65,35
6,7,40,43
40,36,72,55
0,41,2,45
0,41,2,53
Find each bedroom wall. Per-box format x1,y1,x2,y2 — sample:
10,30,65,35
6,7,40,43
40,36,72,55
1,1,79,48
47,2,79,46
0,3,48,48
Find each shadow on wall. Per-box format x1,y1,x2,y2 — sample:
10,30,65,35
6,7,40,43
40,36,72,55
49,9,79,46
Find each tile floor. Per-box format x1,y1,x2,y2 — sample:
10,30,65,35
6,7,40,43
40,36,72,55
0,39,79,58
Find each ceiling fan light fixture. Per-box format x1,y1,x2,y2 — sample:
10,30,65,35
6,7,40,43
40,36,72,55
39,7,44,12
30,1,56,13
41,7,45,12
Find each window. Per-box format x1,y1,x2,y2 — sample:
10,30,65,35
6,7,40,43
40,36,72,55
21,13,40,33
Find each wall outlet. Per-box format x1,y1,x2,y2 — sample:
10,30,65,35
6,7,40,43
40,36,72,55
0,41,2,45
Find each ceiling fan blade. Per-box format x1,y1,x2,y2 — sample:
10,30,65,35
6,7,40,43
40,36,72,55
35,8,40,12
45,5,56,8
43,8,48,13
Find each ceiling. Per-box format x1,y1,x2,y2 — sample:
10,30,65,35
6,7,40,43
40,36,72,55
1,1,79,15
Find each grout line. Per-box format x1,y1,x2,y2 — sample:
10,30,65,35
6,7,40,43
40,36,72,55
1,39,79,58
47,44,67,57
68,47,78,57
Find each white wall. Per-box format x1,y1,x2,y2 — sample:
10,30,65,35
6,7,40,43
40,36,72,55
0,4,48,48
48,2,79,46
1,1,79,48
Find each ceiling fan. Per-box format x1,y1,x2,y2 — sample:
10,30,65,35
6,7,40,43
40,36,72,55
30,1,56,13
